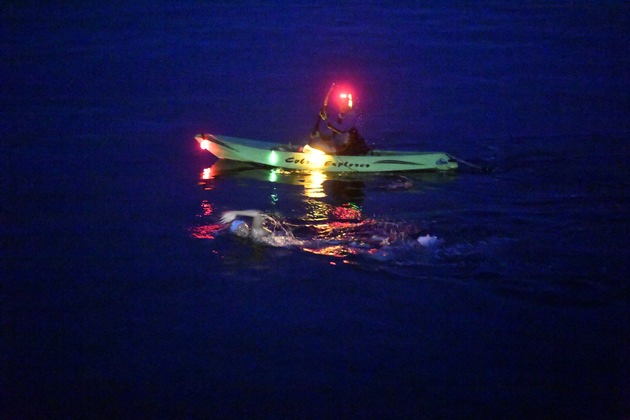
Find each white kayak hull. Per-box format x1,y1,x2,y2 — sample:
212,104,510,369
196,133,458,173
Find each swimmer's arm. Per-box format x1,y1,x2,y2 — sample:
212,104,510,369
248,211,265,233
220,210,262,224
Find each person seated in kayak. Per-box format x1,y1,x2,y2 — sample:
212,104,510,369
308,84,371,156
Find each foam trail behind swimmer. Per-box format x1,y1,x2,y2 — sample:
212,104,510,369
417,234,438,247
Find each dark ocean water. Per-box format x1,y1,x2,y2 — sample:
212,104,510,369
2,2,629,418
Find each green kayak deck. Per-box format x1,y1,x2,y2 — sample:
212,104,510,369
196,133,458,173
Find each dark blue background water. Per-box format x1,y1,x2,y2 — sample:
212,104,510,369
3,2,629,418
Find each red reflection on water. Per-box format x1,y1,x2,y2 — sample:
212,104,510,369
200,200,213,216
302,245,355,258
198,168,217,191
190,224,223,239
330,203,362,220
190,200,220,239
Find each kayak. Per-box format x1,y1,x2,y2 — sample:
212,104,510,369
196,133,458,173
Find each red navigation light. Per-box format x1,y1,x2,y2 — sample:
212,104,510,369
339,92,353,109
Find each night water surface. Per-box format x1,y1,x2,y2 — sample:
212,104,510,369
3,2,629,418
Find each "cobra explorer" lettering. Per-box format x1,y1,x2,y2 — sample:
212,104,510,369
285,156,370,168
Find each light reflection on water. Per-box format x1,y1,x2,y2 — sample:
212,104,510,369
192,151,627,307
193,159,461,270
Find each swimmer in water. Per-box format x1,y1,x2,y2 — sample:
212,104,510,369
221,210,269,239
220,210,304,248
220,209,439,259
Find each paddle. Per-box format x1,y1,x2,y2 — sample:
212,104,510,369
311,83,335,135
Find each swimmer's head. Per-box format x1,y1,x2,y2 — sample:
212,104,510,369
230,220,250,238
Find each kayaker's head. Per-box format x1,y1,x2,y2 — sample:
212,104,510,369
230,219,250,238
